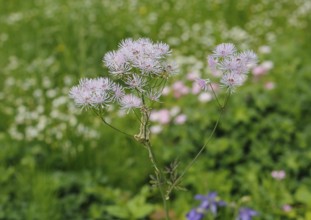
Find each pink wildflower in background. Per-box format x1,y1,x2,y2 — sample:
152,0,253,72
265,82,275,90
187,71,201,81
198,92,213,103
271,170,286,180
150,109,171,125
252,66,268,76
282,204,292,212
174,114,187,125
170,106,181,117
172,81,189,98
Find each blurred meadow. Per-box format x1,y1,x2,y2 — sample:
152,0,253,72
1,0,311,219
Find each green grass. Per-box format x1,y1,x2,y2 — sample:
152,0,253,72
1,0,311,219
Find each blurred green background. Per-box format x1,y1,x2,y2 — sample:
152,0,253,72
1,0,311,219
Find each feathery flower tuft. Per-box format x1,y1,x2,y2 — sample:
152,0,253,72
195,78,210,92
69,77,113,109
220,72,245,93
208,43,257,93
119,94,142,111
213,43,236,57
103,38,174,77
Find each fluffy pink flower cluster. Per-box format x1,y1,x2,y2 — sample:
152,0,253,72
207,43,258,93
271,170,286,180
103,38,177,78
69,38,177,111
149,107,188,134
69,77,117,109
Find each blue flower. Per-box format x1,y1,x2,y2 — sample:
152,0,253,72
186,208,204,220
237,207,258,220
186,192,226,220
195,192,226,214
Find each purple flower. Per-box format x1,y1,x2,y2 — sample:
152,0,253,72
195,192,226,214
186,192,226,220
195,78,210,92
237,207,258,220
186,209,204,220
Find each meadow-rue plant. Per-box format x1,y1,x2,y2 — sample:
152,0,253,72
69,38,257,220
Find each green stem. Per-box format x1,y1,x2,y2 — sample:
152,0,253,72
166,93,230,197
145,141,170,220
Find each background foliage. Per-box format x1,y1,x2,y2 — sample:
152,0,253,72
1,0,311,219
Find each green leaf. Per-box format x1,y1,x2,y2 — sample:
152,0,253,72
295,186,311,206
105,206,130,219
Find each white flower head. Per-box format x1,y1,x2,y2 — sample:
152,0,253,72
238,50,258,66
111,83,125,102
103,51,131,76
207,55,218,74
146,90,162,102
69,77,112,109
125,74,147,91
220,72,246,93
119,94,142,111
213,43,236,57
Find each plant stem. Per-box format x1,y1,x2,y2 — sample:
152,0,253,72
166,93,231,197
145,141,170,220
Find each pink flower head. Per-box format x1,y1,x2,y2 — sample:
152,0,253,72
265,81,275,90
195,78,210,92
213,43,236,57
150,109,171,124
172,81,189,98
252,65,268,76
282,204,292,212
198,92,213,103
69,77,113,108
119,94,142,111
192,82,201,94
187,71,200,81
174,114,187,125
220,72,245,93
271,170,286,180
157,109,171,124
